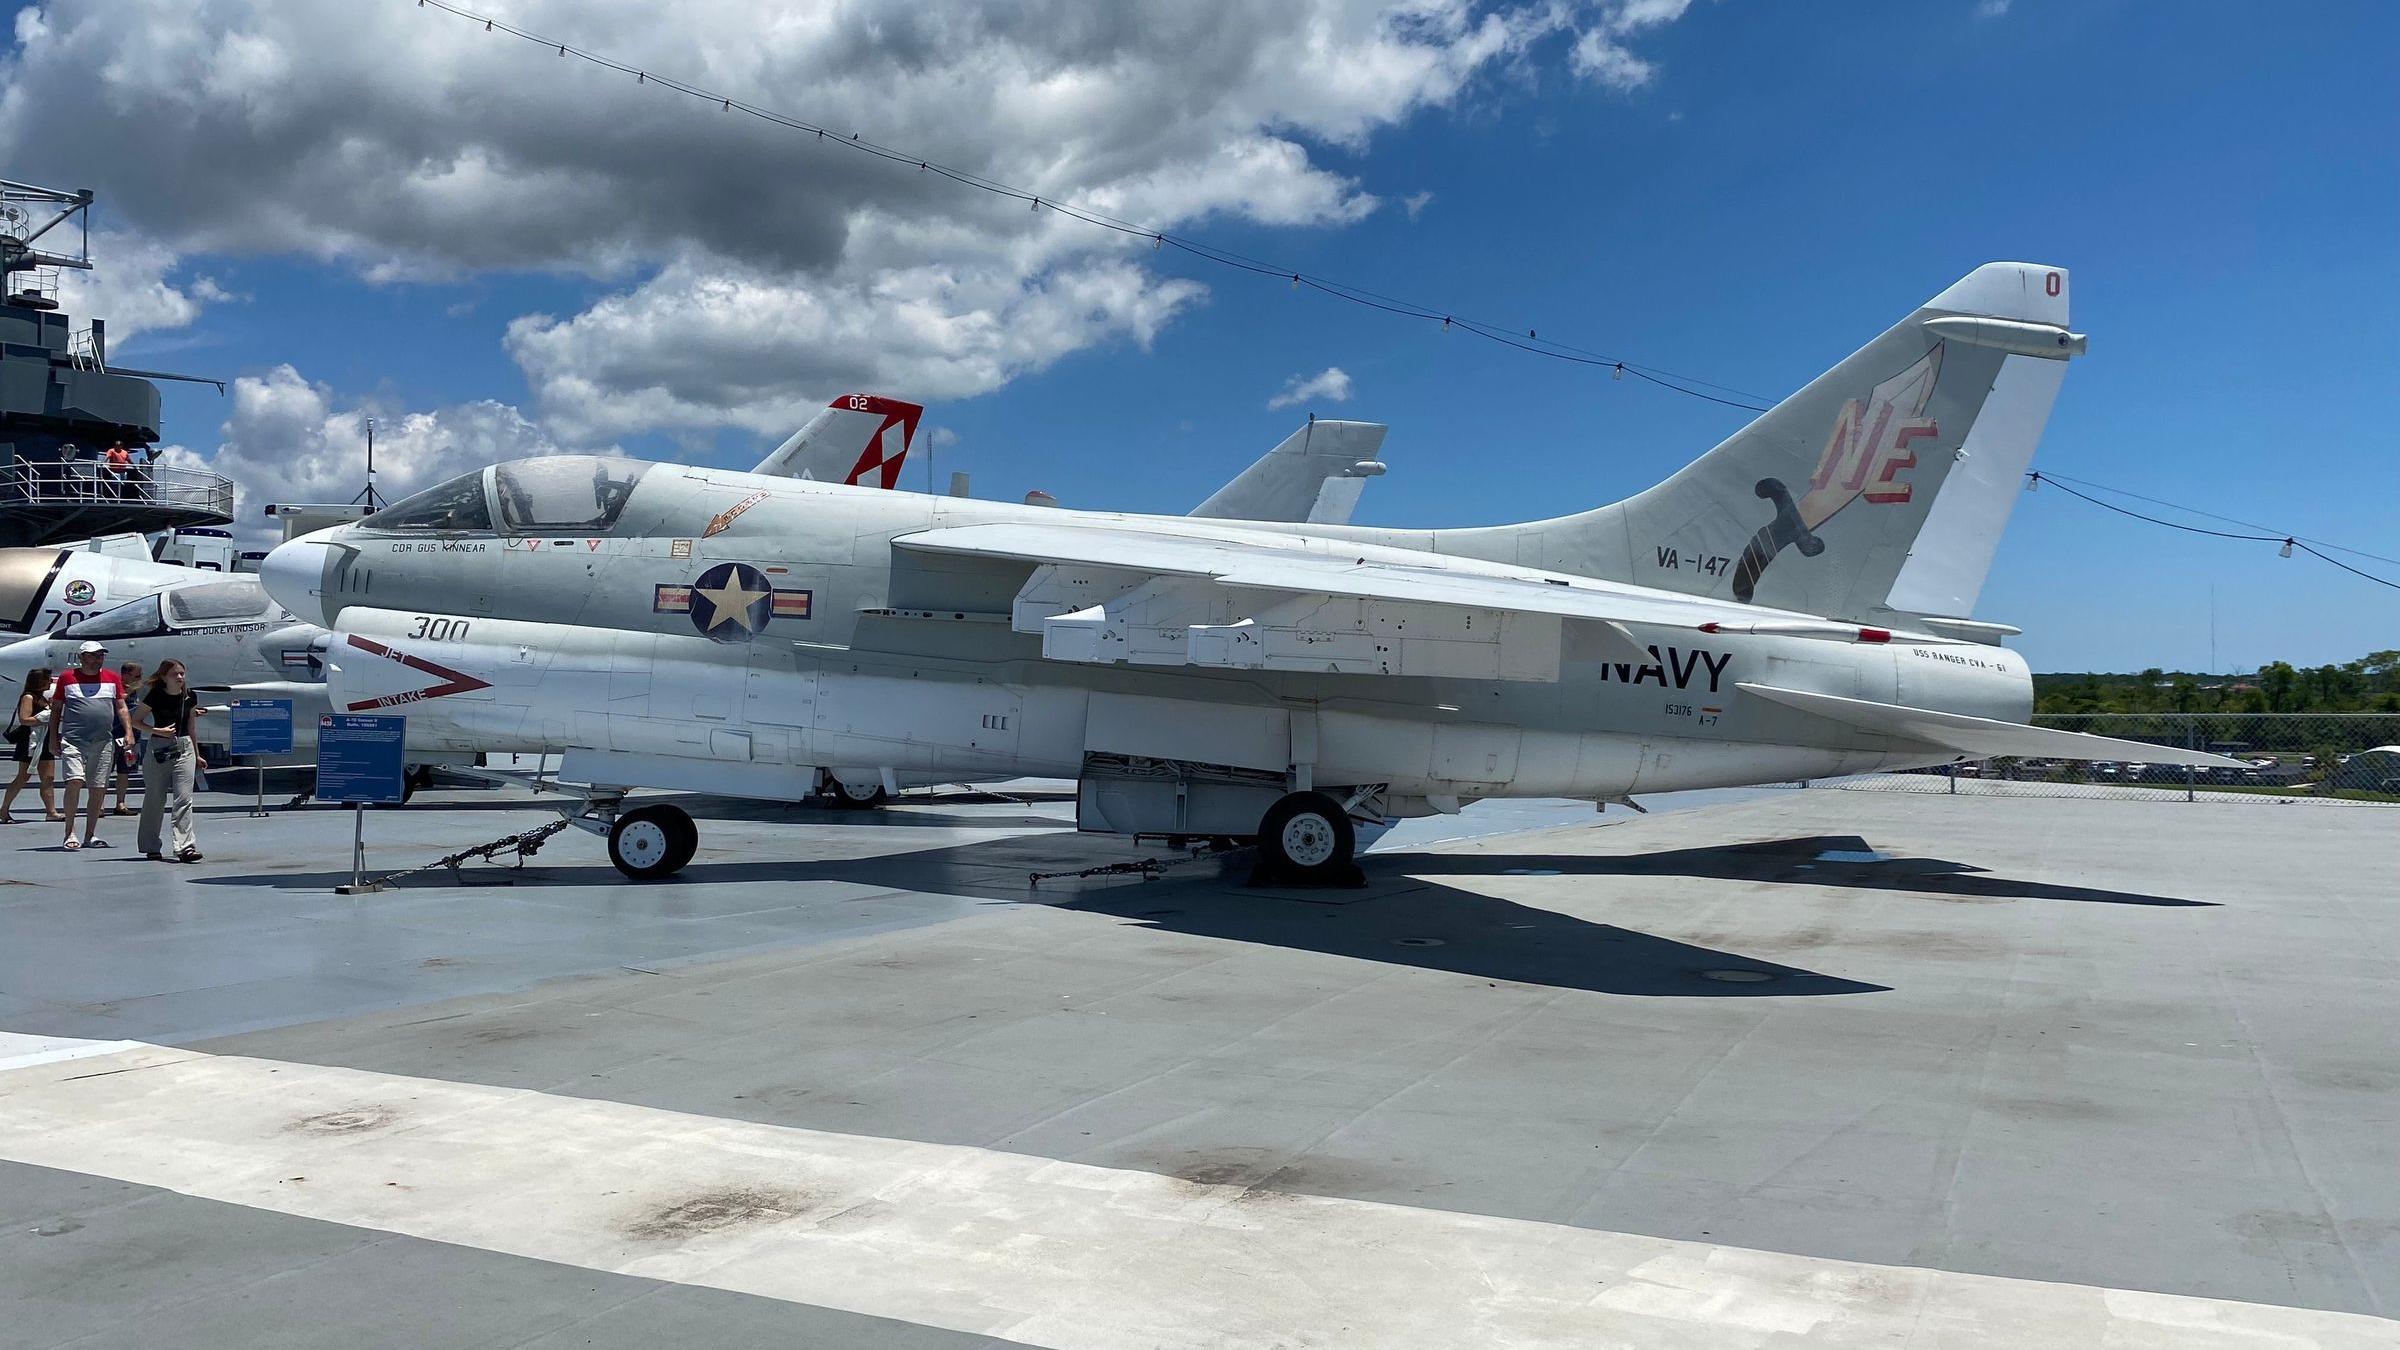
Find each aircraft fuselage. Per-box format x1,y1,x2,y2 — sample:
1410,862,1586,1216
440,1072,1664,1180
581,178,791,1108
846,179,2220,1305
265,464,2030,809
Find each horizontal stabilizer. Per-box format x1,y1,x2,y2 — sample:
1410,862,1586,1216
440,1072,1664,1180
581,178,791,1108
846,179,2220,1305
1735,683,2250,769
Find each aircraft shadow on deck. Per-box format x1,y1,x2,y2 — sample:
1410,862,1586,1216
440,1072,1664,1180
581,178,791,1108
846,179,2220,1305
1390,834,2217,908
192,829,1889,998
1062,877,1889,998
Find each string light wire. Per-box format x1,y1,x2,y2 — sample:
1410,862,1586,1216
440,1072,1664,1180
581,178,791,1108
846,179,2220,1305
2027,472,2399,592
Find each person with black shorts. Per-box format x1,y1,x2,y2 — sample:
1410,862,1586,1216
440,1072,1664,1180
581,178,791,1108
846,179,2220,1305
2,665,60,824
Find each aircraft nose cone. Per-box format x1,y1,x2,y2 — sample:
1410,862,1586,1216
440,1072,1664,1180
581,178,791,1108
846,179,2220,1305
260,535,336,627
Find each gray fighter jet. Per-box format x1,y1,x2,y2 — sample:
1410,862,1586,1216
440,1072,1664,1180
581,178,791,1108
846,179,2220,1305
260,263,2242,880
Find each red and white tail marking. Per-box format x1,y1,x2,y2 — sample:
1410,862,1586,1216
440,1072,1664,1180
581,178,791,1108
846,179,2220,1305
836,395,924,489
751,394,925,486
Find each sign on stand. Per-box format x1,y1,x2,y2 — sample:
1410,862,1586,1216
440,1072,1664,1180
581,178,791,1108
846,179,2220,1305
228,699,294,818
316,714,406,893
228,699,294,755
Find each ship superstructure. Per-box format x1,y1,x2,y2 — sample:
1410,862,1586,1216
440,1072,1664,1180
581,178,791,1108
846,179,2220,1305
0,177,233,546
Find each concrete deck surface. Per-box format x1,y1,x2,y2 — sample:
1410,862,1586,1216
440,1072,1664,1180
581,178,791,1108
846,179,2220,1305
2,785,2393,1346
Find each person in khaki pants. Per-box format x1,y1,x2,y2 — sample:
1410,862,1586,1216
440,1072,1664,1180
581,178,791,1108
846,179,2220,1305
132,659,205,863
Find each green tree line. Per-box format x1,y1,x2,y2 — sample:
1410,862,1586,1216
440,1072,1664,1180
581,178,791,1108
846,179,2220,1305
2034,650,2400,715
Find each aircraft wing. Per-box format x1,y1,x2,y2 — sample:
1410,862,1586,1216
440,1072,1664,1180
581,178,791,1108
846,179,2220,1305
1189,420,1388,525
1735,683,2251,769
892,522,1902,683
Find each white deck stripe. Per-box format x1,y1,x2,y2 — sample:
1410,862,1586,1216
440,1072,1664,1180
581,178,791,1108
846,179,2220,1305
0,1030,149,1073
1,1037,2391,1349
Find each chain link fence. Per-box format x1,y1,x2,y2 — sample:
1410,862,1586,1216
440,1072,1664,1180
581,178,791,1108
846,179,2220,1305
1807,714,2400,806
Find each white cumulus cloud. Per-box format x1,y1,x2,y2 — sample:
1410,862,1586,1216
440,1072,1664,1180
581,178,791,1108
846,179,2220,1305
1,0,1701,439
506,253,1203,442
1570,0,1695,91
1268,366,1354,410
154,365,586,546
46,230,234,349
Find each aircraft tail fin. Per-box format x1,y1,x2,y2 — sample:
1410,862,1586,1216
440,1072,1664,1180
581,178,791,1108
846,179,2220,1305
1737,683,2248,769
753,395,924,487
1192,419,1388,524
1447,264,2082,624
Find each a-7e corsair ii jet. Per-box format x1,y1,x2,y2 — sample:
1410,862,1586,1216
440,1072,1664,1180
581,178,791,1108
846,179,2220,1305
261,263,2241,881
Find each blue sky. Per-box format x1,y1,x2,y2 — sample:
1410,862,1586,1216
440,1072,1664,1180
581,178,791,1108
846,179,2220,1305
16,0,2396,673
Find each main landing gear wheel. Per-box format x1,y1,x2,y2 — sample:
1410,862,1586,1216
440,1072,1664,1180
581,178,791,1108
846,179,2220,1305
1254,791,1361,888
824,778,891,810
608,803,697,881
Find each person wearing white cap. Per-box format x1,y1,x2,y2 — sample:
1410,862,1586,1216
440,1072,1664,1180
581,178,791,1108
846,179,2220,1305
43,640,132,851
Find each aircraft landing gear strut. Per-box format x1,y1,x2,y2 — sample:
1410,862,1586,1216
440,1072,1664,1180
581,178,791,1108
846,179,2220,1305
606,802,697,881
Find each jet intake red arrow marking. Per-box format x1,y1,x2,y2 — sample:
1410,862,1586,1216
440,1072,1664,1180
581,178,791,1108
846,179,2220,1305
341,634,494,711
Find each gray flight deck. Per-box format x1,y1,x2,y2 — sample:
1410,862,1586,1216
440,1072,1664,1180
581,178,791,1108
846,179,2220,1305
1,782,2394,1347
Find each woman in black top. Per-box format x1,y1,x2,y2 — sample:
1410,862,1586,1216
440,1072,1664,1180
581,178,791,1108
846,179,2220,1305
2,666,61,824
132,659,206,862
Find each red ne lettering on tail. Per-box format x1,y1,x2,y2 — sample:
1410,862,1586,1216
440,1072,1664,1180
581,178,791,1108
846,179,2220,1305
1808,392,1935,505
1790,344,1943,529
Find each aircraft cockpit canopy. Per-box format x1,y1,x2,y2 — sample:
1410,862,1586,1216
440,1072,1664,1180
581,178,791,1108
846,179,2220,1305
361,457,652,535
368,471,492,532
60,578,278,641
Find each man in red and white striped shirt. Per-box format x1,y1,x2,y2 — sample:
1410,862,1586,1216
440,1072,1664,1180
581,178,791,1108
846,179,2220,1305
45,641,131,851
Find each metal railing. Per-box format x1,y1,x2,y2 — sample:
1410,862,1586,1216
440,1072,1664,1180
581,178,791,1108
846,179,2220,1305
1,455,235,518
7,263,61,305
1807,713,2400,806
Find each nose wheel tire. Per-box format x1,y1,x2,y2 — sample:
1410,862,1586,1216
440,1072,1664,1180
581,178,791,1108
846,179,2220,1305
609,803,697,880
1255,791,1358,886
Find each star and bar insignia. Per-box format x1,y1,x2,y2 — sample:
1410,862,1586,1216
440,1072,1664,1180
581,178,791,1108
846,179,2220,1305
654,562,809,642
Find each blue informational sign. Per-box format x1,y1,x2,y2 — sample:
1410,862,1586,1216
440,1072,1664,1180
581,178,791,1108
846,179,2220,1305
314,714,407,805
227,698,294,756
